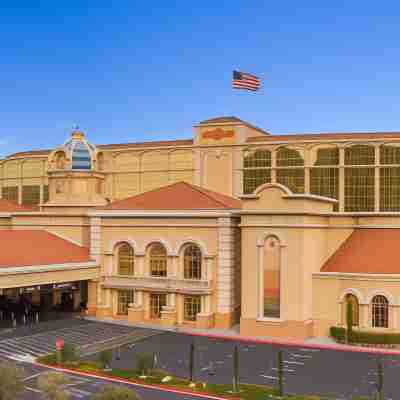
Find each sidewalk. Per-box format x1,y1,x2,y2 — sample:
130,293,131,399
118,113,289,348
84,316,400,356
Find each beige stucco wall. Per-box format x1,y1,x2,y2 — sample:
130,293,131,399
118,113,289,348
313,274,400,337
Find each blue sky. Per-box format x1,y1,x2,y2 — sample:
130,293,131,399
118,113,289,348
1,1,400,156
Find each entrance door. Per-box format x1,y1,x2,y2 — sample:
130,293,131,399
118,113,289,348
150,293,167,319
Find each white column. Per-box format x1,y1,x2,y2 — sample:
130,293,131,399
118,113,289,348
271,147,277,183
169,293,176,307
339,146,345,212
362,304,369,328
135,291,143,307
217,217,237,315
136,254,145,277
170,255,179,279
90,217,102,264
204,256,213,281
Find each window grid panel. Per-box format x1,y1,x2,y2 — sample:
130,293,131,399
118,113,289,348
150,293,167,319
380,167,400,211
243,169,271,194
243,150,272,168
150,244,167,277
184,296,201,321
344,167,375,212
117,290,134,315
345,145,375,165
184,245,202,280
276,147,304,167
22,185,40,205
380,145,400,165
276,168,305,193
314,148,339,166
43,185,49,203
2,186,18,202
372,295,388,328
118,244,134,275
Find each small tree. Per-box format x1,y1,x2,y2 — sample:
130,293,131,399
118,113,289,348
37,372,70,400
92,385,141,400
0,363,24,400
60,343,79,364
277,351,284,397
232,345,240,393
376,360,384,400
99,349,113,370
189,342,195,382
346,300,353,343
135,353,153,377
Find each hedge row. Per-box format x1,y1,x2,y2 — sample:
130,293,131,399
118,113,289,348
330,326,400,345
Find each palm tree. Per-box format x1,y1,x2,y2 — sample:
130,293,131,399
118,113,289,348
37,372,70,400
0,363,24,400
92,385,141,400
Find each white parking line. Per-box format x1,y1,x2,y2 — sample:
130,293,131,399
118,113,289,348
299,348,320,352
23,372,43,382
25,387,41,393
271,367,295,373
260,375,278,380
291,353,312,359
284,360,305,365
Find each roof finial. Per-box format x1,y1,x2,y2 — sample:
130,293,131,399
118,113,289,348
71,125,85,140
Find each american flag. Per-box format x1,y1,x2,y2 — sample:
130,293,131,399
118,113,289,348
232,70,261,91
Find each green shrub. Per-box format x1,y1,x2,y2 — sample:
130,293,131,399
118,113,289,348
99,350,113,370
330,326,346,342
136,353,153,376
61,343,79,363
330,326,400,345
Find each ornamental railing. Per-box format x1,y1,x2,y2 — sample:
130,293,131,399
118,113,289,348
101,275,212,293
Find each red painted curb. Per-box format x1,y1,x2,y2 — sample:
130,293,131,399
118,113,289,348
178,330,400,357
35,362,241,400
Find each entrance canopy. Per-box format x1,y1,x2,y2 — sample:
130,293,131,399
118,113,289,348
0,230,99,288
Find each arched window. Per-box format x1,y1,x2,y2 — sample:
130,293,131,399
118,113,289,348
345,294,359,326
149,243,167,277
184,245,202,280
263,236,281,318
97,152,105,171
372,295,389,328
276,147,305,193
118,243,134,275
55,152,67,169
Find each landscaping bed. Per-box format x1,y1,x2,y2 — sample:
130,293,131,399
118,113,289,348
37,350,351,400
330,326,400,348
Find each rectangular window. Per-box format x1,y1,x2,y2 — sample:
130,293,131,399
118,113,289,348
184,296,201,321
344,167,374,212
380,167,400,211
22,185,40,205
263,237,281,319
43,185,49,203
2,186,18,202
243,169,271,194
310,167,339,211
117,290,134,315
276,168,305,193
150,293,167,319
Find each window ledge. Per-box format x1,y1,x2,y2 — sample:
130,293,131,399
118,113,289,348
256,317,285,323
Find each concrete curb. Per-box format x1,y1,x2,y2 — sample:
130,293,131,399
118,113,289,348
180,330,400,356
35,362,240,400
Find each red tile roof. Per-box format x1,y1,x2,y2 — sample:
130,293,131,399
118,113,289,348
321,229,400,274
0,230,92,268
0,199,35,213
247,131,400,143
101,182,242,211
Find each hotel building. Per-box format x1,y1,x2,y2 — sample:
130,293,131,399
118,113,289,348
1,116,400,339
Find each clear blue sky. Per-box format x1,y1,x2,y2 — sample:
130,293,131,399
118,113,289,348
1,1,399,156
